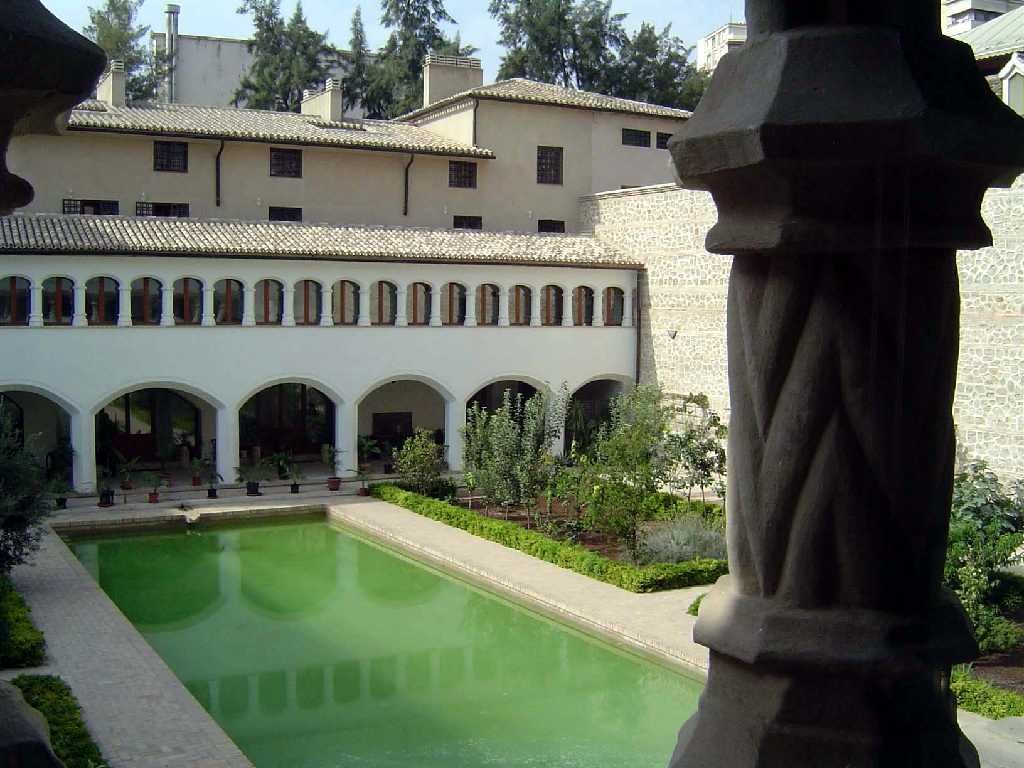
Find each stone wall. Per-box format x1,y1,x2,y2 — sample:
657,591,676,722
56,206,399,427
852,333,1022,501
581,178,1024,480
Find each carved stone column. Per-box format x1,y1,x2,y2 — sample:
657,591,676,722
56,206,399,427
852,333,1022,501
667,2,1024,767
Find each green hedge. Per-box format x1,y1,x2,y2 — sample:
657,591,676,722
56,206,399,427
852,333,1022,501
0,576,45,668
371,484,728,593
687,593,707,616
11,675,107,768
952,667,1024,720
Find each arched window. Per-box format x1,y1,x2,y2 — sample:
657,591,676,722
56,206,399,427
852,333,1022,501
255,279,283,325
477,284,499,326
131,278,162,325
408,282,431,326
173,278,203,325
214,279,243,325
294,280,322,326
332,281,360,325
86,276,119,325
510,285,531,326
42,277,74,326
0,277,30,326
573,286,595,326
442,283,467,326
541,285,563,326
604,287,625,326
371,281,397,326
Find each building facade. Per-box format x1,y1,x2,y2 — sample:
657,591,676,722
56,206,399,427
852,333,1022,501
695,23,747,72
943,0,1024,34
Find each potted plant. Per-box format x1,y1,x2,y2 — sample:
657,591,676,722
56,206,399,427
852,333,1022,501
47,477,71,510
358,436,380,465
140,472,162,504
190,457,205,487
203,462,223,499
98,470,116,508
270,452,292,481
236,461,271,497
324,446,343,491
115,452,140,490
354,467,370,496
288,462,304,494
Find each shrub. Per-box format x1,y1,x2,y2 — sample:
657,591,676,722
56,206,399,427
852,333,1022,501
993,572,1024,616
951,666,1024,720
666,393,727,506
636,516,727,565
0,411,52,576
10,675,107,768
687,593,707,617
0,576,45,668
395,429,444,496
371,484,728,593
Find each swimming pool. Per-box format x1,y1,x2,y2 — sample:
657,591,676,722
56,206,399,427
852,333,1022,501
72,518,700,767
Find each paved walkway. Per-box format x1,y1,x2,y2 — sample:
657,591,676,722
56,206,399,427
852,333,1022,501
11,489,1024,767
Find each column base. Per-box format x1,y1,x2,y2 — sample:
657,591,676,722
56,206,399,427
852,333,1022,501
670,651,979,768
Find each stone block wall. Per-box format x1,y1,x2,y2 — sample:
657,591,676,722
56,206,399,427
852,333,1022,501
581,178,1024,480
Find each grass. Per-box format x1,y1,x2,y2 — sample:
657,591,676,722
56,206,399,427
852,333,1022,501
687,592,707,616
10,675,108,768
0,575,45,668
952,666,1024,720
371,484,728,593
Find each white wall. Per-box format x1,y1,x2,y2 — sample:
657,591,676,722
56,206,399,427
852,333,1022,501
358,381,446,434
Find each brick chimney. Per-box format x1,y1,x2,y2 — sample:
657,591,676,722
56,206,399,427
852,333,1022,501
97,60,126,107
422,56,483,108
300,78,344,122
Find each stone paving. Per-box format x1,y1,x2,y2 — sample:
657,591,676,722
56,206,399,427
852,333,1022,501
9,488,1024,767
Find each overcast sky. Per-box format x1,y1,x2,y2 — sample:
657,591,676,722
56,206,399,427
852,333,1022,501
44,0,746,81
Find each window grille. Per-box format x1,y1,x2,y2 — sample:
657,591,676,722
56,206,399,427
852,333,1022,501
537,146,563,185
136,202,189,217
448,161,478,188
538,219,566,233
453,215,483,230
656,132,673,150
63,199,119,215
269,206,302,222
153,141,188,172
270,148,303,178
621,129,652,148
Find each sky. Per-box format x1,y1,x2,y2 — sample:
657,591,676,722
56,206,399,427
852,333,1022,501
44,0,747,80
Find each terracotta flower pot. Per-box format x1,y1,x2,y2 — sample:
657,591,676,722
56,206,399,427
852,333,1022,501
246,481,261,497
98,489,115,507
148,492,159,504
357,487,369,497
207,488,218,499
192,476,201,487
327,477,341,491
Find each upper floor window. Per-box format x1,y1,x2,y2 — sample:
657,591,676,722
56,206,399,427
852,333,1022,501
408,282,432,326
604,287,625,326
214,279,243,325
442,283,467,326
270,148,302,178
453,215,483,230
622,129,651,148
294,280,322,326
333,281,360,325
537,146,563,185
477,284,500,326
173,278,203,325
371,281,398,326
154,141,188,173
136,202,189,218
510,285,532,326
541,285,563,326
449,161,477,188
656,132,673,150
269,206,302,222
0,277,29,326
63,199,119,215
255,279,284,325
86,276,119,325
573,286,595,326
42,277,73,326
131,277,162,325
538,219,565,234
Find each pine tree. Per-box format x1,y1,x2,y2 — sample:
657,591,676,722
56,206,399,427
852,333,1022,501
234,0,337,111
344,6,371,114
84,0,165,102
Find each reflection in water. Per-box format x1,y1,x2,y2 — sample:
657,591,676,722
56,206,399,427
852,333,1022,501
74,521,702,768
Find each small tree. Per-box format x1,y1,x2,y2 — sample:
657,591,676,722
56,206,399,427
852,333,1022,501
583,385,674,560
396,429,444,496
667,393,727,510
0,412,51,577
85,0,167,102
344,6,371,114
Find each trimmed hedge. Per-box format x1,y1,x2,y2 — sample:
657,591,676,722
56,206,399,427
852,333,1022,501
0,576,45,668
371,484,728,593
11,675,107,768
952,667,1024,720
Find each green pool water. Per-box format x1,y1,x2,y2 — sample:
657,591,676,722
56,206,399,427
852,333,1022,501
72,518,701,767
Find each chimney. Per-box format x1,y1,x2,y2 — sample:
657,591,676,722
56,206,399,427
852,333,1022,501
97,60,126,107
165,4,180,103
300,78,345,122
422,56,483,108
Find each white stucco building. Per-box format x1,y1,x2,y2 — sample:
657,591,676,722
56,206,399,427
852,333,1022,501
695,23,747,72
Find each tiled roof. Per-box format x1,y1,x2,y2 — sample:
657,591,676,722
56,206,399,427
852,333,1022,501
400,78,692,122
66,101,495,158
957,6,1024,60
0,214,637,268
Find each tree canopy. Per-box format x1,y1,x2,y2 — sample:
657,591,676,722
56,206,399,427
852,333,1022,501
84,0,164,102
344,6,372,114
234,0,338,111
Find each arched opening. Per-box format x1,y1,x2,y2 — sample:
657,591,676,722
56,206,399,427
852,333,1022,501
173,277,203,325
566,378,626,451
604,287,625,326
509,285,532,326
469,380,540,412
332,280,360,325
572,286,595,326
214,279,243,325
358,379,447,474
42,277,74,326
255,279,283,325
0,277,30,326
239,383,336,473
294,280,322,326
86,276,119,326
541,285,563,326
131,277,162,325
408,282,431,326
0,391,72,482
370,281,397,326
95,387,216,487
442,282,467,326
477,284,500,326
